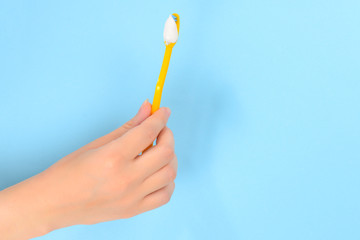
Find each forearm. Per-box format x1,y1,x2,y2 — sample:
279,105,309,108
0,174,54,240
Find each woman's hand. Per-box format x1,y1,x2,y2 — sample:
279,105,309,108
0,100,177,239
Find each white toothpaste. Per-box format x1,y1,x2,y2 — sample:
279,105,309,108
163,15,178,45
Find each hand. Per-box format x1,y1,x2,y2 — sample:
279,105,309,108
0,100,177,239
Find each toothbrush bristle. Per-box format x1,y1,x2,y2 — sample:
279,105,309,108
171,15,177,22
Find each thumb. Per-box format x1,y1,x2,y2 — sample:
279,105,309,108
78,100,152,152
121,99,152,132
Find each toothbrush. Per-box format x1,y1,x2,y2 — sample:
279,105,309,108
152,13,180,114
144,13,180,152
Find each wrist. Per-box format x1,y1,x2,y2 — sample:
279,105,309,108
0,173,57,239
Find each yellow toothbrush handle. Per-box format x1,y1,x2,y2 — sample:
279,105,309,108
143,44,174,153
152,45,173,114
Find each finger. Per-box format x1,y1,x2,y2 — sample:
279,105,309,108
138,155,177,197
105,107,171,160
155,126,175,149
67,100,151,161
83,100,151,150
143,112,173,153
133,127,175,179
139,182,175,213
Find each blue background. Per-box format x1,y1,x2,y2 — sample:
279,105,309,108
1,0,360,239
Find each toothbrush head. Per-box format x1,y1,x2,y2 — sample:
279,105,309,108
163,13,180,46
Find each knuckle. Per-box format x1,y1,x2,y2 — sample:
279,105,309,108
159,191,171,205
166,127,174,138
91,149,116,167
122,120,135,131
116,149,128,161
160,115,168,126
97,144,121,161
164,165,177,181
159,183,175,205
104,143,128,161
144,127,157,142
118,174,134,192
157,110,168,124
152,117,166,131
103,158,117,172
161,145,175,160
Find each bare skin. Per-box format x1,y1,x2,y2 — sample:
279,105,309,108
0,100,177,240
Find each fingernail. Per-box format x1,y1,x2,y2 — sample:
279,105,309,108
136,99,148,116
143,99,149,106
139,99,149,110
